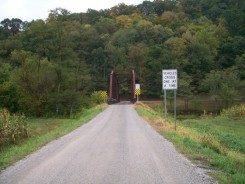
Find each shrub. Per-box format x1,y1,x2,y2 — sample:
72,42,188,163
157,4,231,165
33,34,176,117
221,104,245,117
90,91,108,105
0,109,28,146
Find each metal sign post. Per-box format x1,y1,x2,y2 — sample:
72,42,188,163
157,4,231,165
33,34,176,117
174,89,177,130
163,89,167,126
162,69,178,130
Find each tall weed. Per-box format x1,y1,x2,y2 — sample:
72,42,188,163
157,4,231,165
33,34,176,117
0,109,28,146
221,104,245,117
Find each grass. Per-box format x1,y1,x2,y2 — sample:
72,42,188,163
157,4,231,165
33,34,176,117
135,102,245,184
0,104,107,170
142,98,243,115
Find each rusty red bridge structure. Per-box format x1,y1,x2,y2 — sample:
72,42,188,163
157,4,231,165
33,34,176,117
108,70,136,104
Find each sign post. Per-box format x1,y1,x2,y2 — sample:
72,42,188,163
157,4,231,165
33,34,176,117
135,84,141,102
162,69,178,130
164,89,167,125
174,89,177,130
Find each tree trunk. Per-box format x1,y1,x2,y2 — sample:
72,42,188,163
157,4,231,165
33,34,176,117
184,99,189,110
70,106,73,118
56,83,60,114
215,98,218,114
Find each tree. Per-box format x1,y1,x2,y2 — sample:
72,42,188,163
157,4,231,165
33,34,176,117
180,18,219,89
142,45,166,96
0,18,27,35
223,9,245,36
150,25,174,44
178,72,193,109
75,23,104,61
111,28,139,47
137,1,155,16
95,18,117,35
235,53,245,79
105,43,126,70
181,0,202,18
12,51,55,115
127,43,146,81
165,37,186,59
55,58,90,117
45,21,92,115
20,20,54,59
0,38,21,58
159,11,188,30
0,27,11,40
116,15,133,28
47,8,71,22
218,36,245,68
91,47,107,77
202,68,240,108
109,3,136,17
0,61,19,112
85,9,101,24
135,20,153,43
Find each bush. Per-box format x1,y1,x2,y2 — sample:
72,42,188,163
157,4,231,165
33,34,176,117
90,91,108,105
0,109,28,146
221,104,245,117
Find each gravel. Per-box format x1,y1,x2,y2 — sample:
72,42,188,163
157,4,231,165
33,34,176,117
0,102,217,184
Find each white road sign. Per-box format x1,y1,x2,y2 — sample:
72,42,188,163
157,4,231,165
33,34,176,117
162,69,178,90
135,84,140,89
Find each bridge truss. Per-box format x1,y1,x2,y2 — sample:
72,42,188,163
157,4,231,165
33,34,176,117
108,70,136,104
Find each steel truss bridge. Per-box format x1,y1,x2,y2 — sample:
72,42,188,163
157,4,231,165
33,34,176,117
108,70,136,104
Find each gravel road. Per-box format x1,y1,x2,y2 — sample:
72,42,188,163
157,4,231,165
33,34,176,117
0,102,217,184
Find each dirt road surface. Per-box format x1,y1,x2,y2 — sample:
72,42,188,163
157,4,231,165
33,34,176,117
0,102,216,184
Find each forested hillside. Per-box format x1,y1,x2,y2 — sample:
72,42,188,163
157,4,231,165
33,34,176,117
0,0,244,116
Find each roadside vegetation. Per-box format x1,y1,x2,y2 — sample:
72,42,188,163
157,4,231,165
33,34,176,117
0,109,28,146
135,102,245,184
0,104,107,170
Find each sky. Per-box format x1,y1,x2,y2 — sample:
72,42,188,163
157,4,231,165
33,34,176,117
0,0,147,21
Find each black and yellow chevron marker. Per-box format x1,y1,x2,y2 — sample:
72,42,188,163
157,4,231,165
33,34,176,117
135,89,141,95
100,91,108,98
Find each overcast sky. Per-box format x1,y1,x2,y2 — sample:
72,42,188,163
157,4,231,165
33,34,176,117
0,0,147,21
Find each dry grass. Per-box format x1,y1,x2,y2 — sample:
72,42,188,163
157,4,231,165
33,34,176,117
135,102,245,184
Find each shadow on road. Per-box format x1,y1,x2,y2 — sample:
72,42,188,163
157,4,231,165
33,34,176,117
109,101,132,105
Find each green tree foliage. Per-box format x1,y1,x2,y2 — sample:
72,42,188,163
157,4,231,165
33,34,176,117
218,36,245,68
0,61,19,112
223,9,245,36
0,27,11,40
95,17,117,35
202,68,240,108
20,20,53,58
47,8,71,22
178,72,193,109
0,1,244,116
0,38,21,58
0,18,27,35
110,3,136,17
85,9,101,24
12,51,55,115
235,53,245,79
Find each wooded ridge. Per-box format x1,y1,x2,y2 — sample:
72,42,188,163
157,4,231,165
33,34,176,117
0,0,244,116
